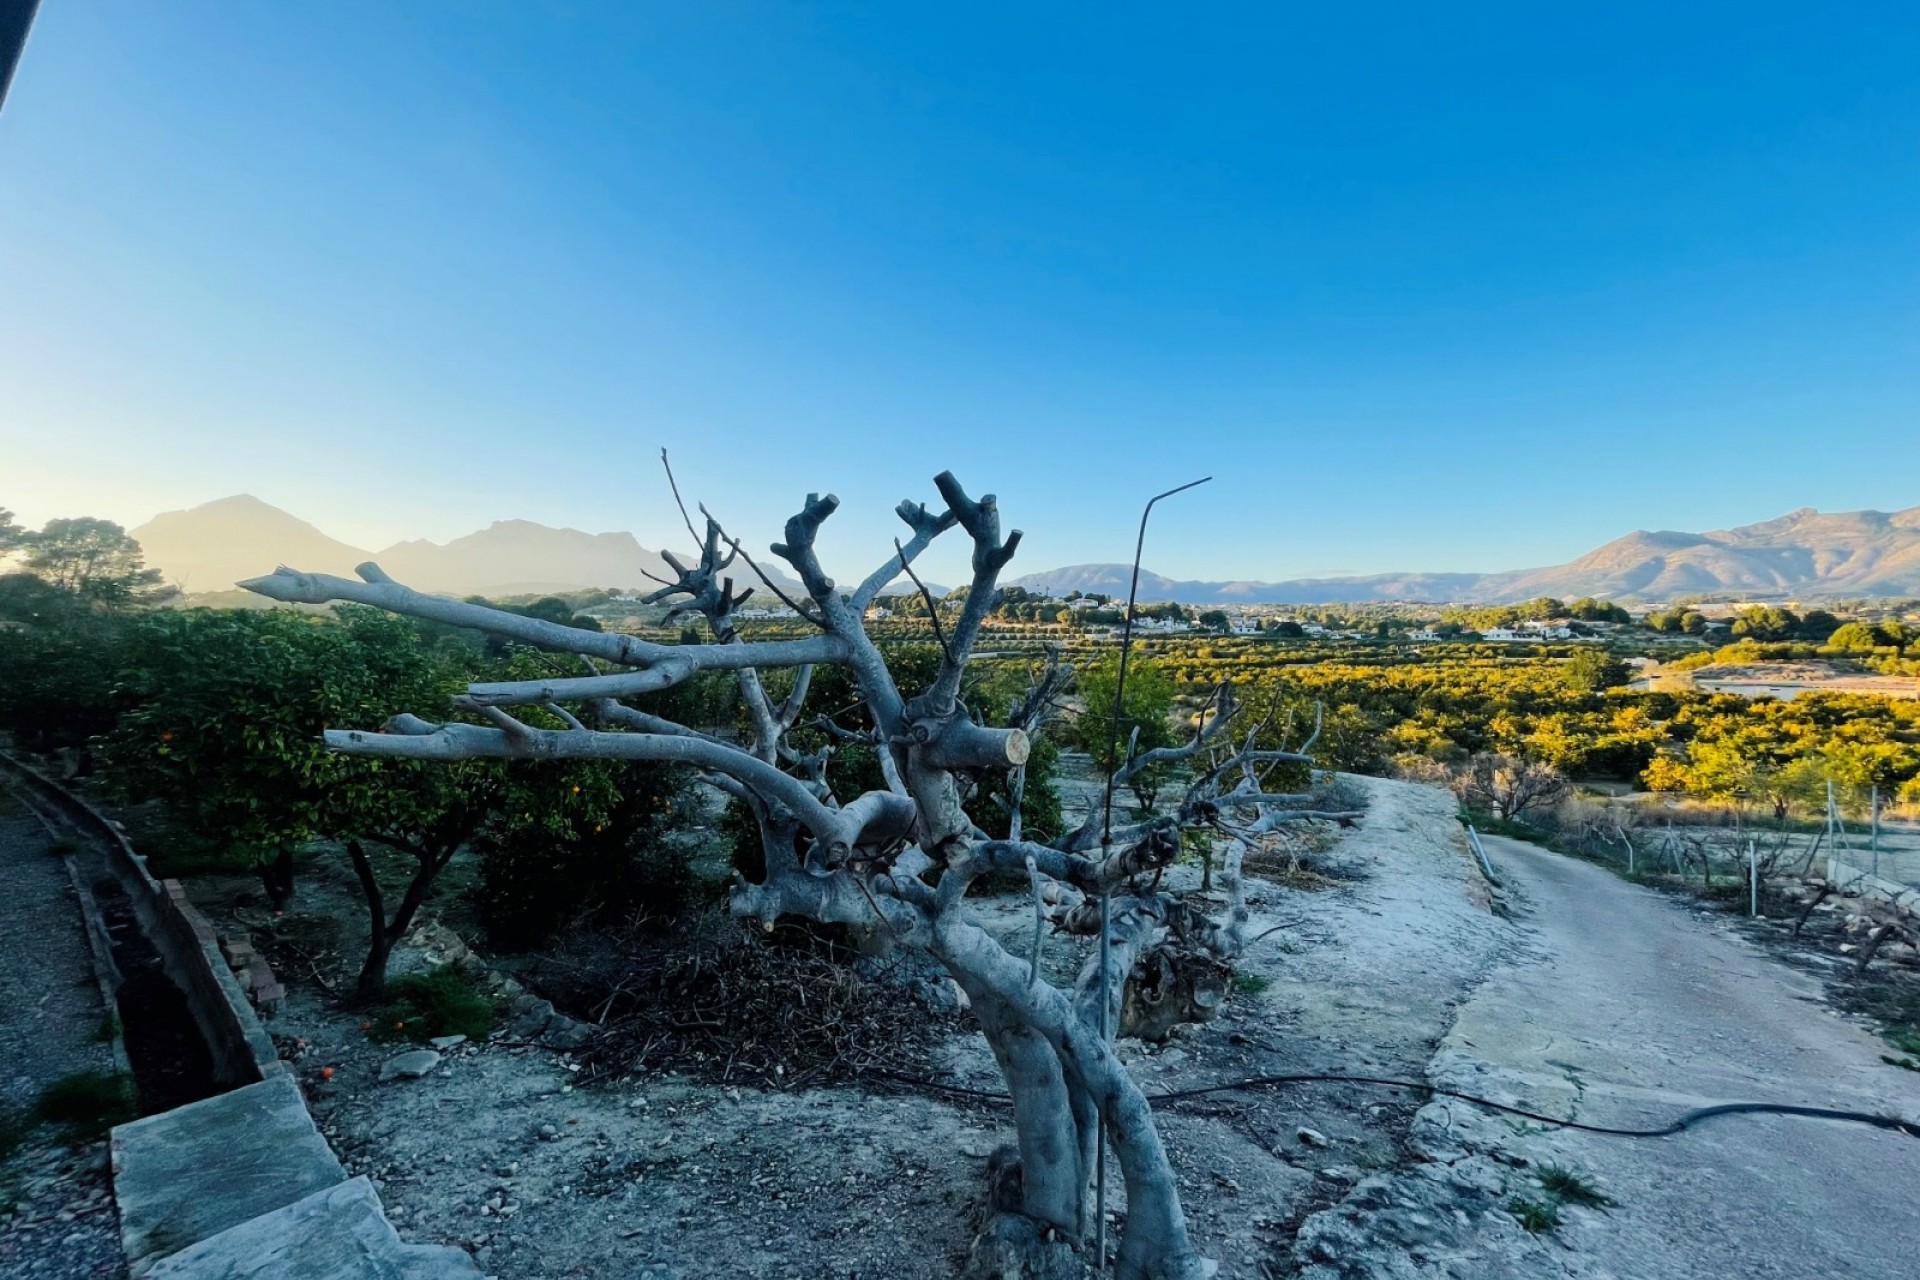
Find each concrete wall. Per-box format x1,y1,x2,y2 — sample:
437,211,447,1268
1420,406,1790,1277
0,752,280,1085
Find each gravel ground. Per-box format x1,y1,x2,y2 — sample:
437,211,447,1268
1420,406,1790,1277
0,799,127,1280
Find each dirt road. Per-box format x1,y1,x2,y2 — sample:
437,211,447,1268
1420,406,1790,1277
1442,834,1920,1279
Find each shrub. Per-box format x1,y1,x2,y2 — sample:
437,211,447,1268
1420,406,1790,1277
367,968,494,1043
35,1070,136,1143
475,759,694,950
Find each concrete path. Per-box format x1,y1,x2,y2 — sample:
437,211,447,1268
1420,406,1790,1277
1456,834,1920,1280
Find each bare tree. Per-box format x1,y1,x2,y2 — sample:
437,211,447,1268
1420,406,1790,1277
1452,753,1570,822
243,472,1358,1280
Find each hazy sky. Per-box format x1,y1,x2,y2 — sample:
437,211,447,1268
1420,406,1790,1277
2,3,1916,584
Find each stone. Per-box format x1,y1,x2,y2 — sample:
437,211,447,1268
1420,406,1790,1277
380,1050,442,1081
429,1035,468,1051
144,1177,483,1279
1297,1127,1331,1148
506,996,556,1038
536,1018,590,1051
112,1075,345,1276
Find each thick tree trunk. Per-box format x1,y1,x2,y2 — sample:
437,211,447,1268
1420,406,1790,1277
937,918,1212,1280
260,846,296,911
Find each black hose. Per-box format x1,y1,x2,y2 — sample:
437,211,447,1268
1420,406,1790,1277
862,1068,1920,1141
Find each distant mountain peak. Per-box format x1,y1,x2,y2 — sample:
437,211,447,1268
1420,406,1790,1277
132,495,1920,606
1011,503,1920,604
134,495,802,598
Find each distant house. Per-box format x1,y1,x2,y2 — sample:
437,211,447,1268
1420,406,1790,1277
1482,627,1524,641
1409,628,1442,642
1229,618,1260,635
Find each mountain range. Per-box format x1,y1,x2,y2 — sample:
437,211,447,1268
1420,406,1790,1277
130,497,1920,605
1008,506,1920,604
130,495,811,599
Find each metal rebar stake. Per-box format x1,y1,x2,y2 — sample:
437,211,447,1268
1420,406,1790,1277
1092,475,1209,1275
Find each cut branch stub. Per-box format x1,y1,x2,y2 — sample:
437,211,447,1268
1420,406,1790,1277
914,712,1031,772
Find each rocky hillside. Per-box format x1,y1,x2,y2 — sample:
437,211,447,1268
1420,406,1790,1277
1008,505,1920,604
131,496,708,597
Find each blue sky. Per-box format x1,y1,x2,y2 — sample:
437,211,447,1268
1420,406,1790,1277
2,2,1916,585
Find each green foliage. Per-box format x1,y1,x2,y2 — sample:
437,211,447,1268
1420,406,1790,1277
1537,1165,1616,1209
17,517,175,608
1827,620,1911,653
1508,1197,1561,1233
97,607,462,888
1075,653,1177,808
475,756,695,950
34,1070,137,1144
1230,973,1271,996
1564,648,1630,693
1509,1164,1616,1234
1646,608,1709,635
1567,597,1632,624
366,968,494,1043
0,575,133,752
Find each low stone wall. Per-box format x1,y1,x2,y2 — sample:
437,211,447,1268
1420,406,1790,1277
0,751,280,1086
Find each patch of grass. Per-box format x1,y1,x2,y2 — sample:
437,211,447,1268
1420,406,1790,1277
1508,1196,1562,1233
34,1070,136,1144
48,834,81,857
367,967,494,1044
1460,808,1567,853
1537,1164,1616,1210
92,1013,121,1043
1231,973,1271,996
0,1103,32,1164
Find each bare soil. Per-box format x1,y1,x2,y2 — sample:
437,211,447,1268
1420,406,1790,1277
183,775,1511,1278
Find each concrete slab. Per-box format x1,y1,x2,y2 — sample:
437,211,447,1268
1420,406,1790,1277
144,1177,483,1280
112,1074,345,1275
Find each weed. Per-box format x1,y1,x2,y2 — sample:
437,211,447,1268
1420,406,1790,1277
0,1104,31,1164
1537,1164,1616,1210
92,1013,121,1043
48,835,81,857
1231,973,1271,996
1508,1196,1561,1233
34,1070,136,1144
367,967,494,1043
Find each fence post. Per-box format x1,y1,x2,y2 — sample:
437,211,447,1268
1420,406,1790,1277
1749,838,1758,918
1871,785,1880,882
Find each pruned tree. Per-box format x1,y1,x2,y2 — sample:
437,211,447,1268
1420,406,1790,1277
1452,752,1570,822
242,470,1359,1280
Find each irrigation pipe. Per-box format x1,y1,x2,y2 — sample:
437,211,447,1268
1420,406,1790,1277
861,1067,1920,1142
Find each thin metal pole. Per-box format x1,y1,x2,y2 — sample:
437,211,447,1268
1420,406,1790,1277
1749,838,1758,917
1871,785,1881,881
1093,475,1208,1275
